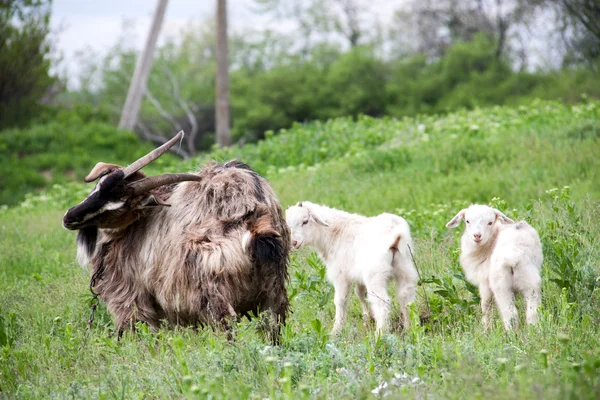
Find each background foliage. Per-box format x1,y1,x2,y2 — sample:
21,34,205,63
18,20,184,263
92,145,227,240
0,0,55,131
72,30,600,146
1,0,599,206
0,106,177,205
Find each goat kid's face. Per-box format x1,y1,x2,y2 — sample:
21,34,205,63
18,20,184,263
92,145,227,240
63,131,202,231
285,202,329,249
446,204,514,245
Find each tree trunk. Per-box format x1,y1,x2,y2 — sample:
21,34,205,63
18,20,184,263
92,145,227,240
215,0,231,147
118,0,169,131
495,0,507,60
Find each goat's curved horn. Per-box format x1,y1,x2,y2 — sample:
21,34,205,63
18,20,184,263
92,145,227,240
85,162,122,182
128,173,202,195
122,131,184,178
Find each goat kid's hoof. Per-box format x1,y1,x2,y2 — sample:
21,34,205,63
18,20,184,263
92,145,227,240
482,320,492,331
362,315,375,326
330,327,343,337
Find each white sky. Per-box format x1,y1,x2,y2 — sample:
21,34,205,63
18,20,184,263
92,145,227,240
51,0,404,87
49,0,554,88
50,1,269,85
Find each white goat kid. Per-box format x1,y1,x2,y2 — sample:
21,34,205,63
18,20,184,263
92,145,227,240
286,201,418,335
446,204,543,330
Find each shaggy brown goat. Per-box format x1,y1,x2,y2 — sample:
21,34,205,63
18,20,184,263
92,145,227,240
63,132,290,341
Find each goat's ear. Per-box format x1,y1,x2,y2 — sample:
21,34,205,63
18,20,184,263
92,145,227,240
85,162,122,183
140,195,171,208
446,209,466,228
493,208,514,224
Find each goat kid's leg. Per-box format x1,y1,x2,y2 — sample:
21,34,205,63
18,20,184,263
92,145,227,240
366,277,391,336
395,275,416,331
480,282,494,330
331,280,350,335
524,286,541,326
491,285,517,331
355,283,373,324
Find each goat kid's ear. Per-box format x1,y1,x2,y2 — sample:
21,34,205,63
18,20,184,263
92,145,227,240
307,208,329,227
311,213,329,227
446,209,466,228
493,208,514,224
85,162,122,183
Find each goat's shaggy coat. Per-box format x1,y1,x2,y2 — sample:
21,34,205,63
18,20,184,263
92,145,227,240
446,204,543,330
65,156,290,340
286,201,418,335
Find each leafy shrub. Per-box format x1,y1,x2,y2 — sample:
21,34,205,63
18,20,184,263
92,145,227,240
189,99,599,179
537,187,600,317
0,307,17,348
0,0,55,130
35,103,113,126
0,118,177,205
71,31,600,148
197,115,403,175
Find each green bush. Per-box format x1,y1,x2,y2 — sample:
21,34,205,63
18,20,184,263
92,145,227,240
0,0,55,130
0,118,176,206
73,32,600,148
189,99,599,180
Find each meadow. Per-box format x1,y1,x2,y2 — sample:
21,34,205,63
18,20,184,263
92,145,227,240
1,99,599,398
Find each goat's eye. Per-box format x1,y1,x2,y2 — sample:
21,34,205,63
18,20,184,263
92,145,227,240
302,220,309,226
488,221,493,226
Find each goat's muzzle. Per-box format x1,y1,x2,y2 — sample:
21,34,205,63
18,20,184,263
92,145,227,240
63,209,83,230
63,197,103,230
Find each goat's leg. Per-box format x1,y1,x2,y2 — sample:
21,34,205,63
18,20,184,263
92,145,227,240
206,288,238,340
255,272,289,345
355,283,373,324
331,280,350,335
106,292,164,336
265,289,289,345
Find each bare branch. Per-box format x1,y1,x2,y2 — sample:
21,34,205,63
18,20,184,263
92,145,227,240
561,0,600,41
162,64,199,155
144,85,183,133
136,119,190,159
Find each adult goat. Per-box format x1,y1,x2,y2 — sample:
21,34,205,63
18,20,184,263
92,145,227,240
63,132,290,342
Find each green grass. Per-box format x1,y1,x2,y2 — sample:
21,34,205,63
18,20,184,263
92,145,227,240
1,99,600,398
